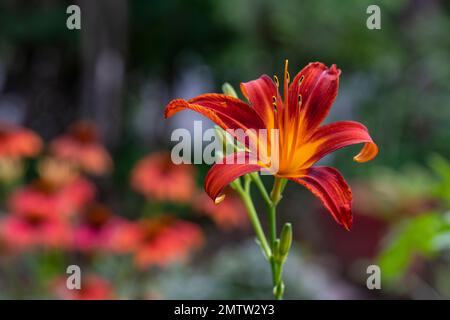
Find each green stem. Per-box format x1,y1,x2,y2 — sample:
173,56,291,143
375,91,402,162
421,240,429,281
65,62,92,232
234,182,271,260
250,173,272,207
236,175,289,300
270,177,284,205
268,204,276,248
269,177,287,300
251,173,277,248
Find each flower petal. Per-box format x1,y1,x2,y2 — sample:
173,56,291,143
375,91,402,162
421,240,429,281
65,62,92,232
289,166,353,230
240,75,279,129
288,62,341,133
165,93,265,132
299,121,378,167
204,152,263,203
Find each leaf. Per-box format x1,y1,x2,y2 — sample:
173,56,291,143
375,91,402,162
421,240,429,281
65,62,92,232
378,212,444,283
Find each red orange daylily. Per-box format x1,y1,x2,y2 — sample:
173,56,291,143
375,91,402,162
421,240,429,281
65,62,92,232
165,61,378,230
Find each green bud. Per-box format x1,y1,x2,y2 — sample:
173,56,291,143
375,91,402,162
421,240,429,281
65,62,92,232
279,223,292,257
214,125,225,145
222,82,238,98
214,124,245,157
273,281,285,299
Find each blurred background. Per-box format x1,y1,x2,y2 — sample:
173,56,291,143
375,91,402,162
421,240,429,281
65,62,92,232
0,0,449,299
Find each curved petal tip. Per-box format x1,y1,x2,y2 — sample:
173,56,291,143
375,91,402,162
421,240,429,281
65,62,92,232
353,142,379,163
328,64,342,76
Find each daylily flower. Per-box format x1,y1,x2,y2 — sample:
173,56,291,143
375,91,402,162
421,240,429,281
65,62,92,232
0,122,42,159
165,61,378,230
50,121,113,175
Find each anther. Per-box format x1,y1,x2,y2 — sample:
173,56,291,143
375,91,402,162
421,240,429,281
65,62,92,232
286,71,290,83
298,94,302,106
274,75,279,87
299,75,305,86
272,96,277,110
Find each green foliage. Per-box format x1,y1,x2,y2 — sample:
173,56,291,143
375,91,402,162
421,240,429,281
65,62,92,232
378,212,447,284
377,155,450,286
429,154,450,207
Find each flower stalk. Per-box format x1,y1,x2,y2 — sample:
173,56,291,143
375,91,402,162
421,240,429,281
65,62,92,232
233,173,290,299
165,62,378,299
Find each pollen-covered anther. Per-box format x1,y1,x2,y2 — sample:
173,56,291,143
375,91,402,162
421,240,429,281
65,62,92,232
286,71,290,83
272,96,277,110
298,94,302,107
299,75,305,86
214,194,226,205
273,75,279,87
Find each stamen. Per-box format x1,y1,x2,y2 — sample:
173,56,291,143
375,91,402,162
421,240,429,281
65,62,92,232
272,96,277,110
284,59,289,83
214,194,226,205
299,75,305,86
298,94,302,107
283,59,289,111
273,75,279,87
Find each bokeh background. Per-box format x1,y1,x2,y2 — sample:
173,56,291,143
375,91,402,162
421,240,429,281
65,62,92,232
0,0,449,299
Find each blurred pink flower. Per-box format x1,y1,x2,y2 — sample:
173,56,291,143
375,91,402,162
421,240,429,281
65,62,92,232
131,152,197,203
50,121,113,175
133,216,203,269
0,122,42,158
9,177,96,219
73,203,139,253
52,274,114,300
194,191,249,231
0,207,71,250
57,178,97,216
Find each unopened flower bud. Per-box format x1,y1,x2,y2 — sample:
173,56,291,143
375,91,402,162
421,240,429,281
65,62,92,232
279,223,292,257
222,82,238,98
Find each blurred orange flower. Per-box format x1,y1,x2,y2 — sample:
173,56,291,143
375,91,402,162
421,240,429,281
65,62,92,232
194,191,249,231
131,152,196,203
73,203,139,253
50,121,113,175
133,216,203,269
37,157,79,188
0,122,42,158
9,177,96,219
52,274,114,300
